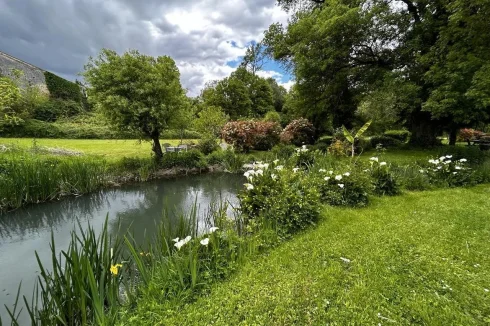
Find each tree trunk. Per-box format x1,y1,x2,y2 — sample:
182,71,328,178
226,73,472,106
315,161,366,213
151,134,163,159
408,110,440,147
449,128,457,146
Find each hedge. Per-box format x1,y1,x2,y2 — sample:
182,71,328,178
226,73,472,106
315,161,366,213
383,130,411,142
44,72,82,103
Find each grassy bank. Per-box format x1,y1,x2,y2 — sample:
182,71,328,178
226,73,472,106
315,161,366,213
124,186,490,325
0,138,193,160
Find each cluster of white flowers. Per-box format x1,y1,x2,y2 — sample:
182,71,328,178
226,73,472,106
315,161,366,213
243,160,284,190
319,169,349,189
295,145,309,154
173,236,192,250
425,155,467,175
369,157,387,167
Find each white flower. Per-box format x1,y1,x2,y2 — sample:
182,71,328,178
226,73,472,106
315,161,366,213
244,170,255,179
340,257,351,263
243,163,254,169
335,175,343,181
446,155,453,159
275,165,284,171
293,167,300,173
255,169,264,176
302,145,307,150
443,160,451,165
485,289,489,293
328,171,334,175
338,184,345,189
273,159,279,164
379,162,387,166
174,240,185,250
453,172,458,175
460,158,467,163
244,183,254,190
172,237,180,243
437,166,442,170
200,238,210,246
429,159,439,165
263,163,269,170
363,169,369,172
183,236,192,244
344,172,350,177
439,156,446,161
419,170,425,173
319,169,327,173
370,157,379,162
324,176,330,181
455,166,462,170
209,227,219,233
271,174,277,180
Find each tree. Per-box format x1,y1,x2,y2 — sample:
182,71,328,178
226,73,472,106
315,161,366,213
193,105,228,138
83,49,186,158
266,77,287,112
202,78,252,120
240,42,267,76
266,0,490,145
0,76,22,128
170,97,195,144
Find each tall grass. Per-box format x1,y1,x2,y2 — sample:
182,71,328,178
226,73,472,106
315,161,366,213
0,152,108,211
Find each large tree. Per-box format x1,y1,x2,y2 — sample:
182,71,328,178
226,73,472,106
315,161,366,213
266,0,490,145
83,49,186,158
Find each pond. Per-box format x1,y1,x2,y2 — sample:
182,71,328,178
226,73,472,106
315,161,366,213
0,173,243,323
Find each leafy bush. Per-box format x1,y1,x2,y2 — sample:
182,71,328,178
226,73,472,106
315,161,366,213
239,162,320,238
198,136,219,155
370,135,403,148
316,169,369,207
422,155,474,187
263,111,281,123
44,71,83,102
437,146,488,165
367,157,401,196
271,144,296,160
160,150,207,169
458,128,484,143
222,120,281,152
384,130,411,142
280,118,315,146
327,139,348,157
356,137,373,152
294,145,316,168
394,165,431,191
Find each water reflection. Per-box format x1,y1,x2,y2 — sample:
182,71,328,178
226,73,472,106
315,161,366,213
0,173,242,323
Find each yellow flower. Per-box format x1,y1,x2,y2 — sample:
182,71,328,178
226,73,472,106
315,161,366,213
110,264,123,276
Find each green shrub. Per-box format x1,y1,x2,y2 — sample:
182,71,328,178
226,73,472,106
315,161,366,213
436,146,488,165
370,135,403,148
422,155,475,187
44,71,82,102
206,150,226,165
384,130,411,142
394,165,431,191
294,146,316,168
160,150,206,170
263,111,281,123
271,144,297,160
198,136,219,155
367,158,401,196
316,169,369,207
239,162,320,238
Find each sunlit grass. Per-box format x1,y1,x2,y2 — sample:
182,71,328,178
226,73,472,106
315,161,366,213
0,138,197,160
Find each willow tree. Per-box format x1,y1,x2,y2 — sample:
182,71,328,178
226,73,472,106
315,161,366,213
83,49,186,158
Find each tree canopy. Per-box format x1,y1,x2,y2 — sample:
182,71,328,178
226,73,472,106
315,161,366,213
83,49,186,157
265,0,490,145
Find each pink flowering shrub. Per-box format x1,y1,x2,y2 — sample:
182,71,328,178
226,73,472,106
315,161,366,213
280,118,315,146
222,120,281,152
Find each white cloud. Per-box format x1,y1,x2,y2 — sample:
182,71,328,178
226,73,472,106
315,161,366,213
279,80,295,91
0,0,291,96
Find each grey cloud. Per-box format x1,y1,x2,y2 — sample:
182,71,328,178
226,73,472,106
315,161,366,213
0,0,285,95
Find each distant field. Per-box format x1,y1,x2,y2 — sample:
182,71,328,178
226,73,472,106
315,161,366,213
0,138,195,160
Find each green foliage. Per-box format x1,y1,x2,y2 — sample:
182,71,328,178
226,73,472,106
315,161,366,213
316,169,370,207
193,105,228,138
0,152,107,211
240,162,320,238
280,118,315,146
342,120,372,157
83,49,186,157
271,143,296,160
367,158,401,196
384,130,411,143
436,146,489,165
293,145,316,168
44,71,82,102
160,150,207,170
370,135,403,149
263,110,281,123
423,155,475,187
197,136,219,155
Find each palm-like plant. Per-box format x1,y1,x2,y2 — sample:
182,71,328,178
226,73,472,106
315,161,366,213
343,120,372,157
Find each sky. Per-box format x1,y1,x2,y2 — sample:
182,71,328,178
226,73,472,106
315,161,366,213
0,0,293,96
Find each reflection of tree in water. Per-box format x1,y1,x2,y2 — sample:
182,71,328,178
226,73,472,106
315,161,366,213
109,173,243,245
0,191,108,240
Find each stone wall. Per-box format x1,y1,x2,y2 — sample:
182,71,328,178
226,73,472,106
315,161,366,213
0,51,49,93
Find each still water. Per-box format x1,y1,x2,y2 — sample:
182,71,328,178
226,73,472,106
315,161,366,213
0,173,243,322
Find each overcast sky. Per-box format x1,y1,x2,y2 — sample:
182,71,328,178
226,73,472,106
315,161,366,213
0,0,293,96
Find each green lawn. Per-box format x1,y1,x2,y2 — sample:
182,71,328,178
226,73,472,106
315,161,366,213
0,138,193,160
123,186,490,325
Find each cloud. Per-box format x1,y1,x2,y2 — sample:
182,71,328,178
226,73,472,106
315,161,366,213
0,0,290,96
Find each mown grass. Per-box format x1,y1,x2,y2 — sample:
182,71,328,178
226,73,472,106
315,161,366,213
0,138,195,160
123,186,490,326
